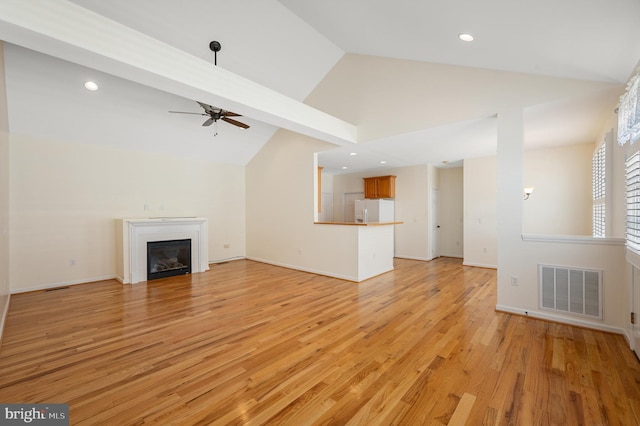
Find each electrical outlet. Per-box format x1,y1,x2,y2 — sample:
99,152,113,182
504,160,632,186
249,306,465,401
511,276,519,286
223,244,230,248
70,259,76,266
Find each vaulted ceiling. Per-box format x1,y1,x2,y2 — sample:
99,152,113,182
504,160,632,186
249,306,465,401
2,0,639,173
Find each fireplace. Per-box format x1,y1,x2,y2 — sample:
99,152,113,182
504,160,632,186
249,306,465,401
116,217,208,284
146,239,192,280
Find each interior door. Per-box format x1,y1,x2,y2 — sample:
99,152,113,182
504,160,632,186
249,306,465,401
432,189,440,259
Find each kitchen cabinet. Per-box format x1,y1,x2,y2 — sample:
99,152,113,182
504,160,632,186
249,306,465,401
364,175,396,199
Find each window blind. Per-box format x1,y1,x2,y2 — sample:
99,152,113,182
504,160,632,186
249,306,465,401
592,143,606,237
626,151,640,252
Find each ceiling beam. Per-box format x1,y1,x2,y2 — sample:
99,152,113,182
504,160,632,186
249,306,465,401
0,0,358,146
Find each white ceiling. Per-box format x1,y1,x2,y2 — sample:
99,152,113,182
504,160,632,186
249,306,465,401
279,0,640,84
3,0,640,173
279,0,640,173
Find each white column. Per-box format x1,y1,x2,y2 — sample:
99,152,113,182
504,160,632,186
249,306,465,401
496,108,525,307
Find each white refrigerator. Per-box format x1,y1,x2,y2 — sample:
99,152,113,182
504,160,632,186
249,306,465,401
354,199,394,223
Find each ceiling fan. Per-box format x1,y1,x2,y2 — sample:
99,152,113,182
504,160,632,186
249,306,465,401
169,101,250,132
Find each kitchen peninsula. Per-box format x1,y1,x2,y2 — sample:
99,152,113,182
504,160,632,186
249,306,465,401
313,220,402,282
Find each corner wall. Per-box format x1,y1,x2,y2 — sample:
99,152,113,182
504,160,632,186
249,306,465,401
0,42,10,340
9,135,246,293
494,108,627,333
463,156,498,268
524,143,594,235
246,130,361,280
464,142,597,269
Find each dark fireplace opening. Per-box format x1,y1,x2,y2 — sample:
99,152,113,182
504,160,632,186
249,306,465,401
147,239,191,281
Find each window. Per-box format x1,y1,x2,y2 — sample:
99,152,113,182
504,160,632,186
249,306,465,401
618,71,640,146
592,143,606,237
626,151,640,252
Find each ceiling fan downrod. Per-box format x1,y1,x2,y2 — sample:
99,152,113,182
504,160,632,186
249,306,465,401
209,41,221,66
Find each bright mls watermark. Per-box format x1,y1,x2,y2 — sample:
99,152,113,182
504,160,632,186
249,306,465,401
1,404,68,425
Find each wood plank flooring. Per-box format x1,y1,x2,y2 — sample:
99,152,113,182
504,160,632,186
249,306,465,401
0,258,639,425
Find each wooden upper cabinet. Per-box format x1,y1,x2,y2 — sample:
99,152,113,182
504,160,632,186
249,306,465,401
364,175,396,199
364,178,378,198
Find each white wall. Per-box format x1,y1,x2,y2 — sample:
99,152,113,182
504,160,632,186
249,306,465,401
246,129,362,280
319,171,334,222
464,142,597,269
331,171,365,223
496,238,626,333
491,108,628,334
9,134,246,292
305,53,620,144
0,42,10,340
463,156,498,268
438,167,463,258
524,143,593,235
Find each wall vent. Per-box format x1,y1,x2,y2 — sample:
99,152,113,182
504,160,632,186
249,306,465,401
539,265,602,319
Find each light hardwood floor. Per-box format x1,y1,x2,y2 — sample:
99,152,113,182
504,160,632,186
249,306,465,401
0,258,639,425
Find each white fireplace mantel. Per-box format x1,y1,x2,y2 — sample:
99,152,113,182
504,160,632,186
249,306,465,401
115,218,209,284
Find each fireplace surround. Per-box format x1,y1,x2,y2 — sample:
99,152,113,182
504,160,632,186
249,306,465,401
116,218,208,284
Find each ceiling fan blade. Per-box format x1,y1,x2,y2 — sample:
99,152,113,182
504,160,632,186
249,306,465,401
222,117,250,129
222,111,242,117
169,111,207,115
202,118,215,126
196,101,216,114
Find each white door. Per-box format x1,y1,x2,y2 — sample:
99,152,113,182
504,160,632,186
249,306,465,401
344,192,364,222
432,189,440,259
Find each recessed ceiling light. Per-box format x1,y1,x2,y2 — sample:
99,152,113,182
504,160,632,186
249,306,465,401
349,152,357,156
380,160,387,164
83,81,99,91
458,33,474,42
341,166,348,170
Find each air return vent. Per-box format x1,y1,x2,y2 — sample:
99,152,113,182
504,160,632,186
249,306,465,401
539,265,602,319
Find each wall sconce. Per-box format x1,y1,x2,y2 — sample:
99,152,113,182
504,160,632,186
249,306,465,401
524,186,534,200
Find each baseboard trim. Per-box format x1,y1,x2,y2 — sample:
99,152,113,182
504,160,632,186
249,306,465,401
10,275,117,294
209,256,246,264
623,328,633,348
438,254,464,259
463,262,497,269
246,257,358,282
394,255,432,262
0,294,10,347
495,304,626,335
